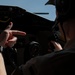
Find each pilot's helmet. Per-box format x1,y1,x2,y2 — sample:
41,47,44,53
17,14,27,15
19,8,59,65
45,0,75,22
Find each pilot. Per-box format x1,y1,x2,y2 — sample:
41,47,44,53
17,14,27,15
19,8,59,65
19,0,75,75
0,22,26,75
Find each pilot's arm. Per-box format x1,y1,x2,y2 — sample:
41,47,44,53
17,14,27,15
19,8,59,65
0,53,7,75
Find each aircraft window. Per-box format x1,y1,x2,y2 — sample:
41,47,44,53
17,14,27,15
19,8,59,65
0,0,56,21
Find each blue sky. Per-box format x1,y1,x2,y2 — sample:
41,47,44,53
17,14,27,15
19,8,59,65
0,0,56,21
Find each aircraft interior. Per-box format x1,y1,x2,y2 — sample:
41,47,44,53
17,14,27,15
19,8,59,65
0,5,65,75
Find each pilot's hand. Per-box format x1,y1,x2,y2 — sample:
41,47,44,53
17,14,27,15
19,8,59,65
51,41,63,51
0,22,26,47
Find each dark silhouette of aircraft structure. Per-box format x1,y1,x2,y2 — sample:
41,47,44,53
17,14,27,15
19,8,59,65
0,5,54,33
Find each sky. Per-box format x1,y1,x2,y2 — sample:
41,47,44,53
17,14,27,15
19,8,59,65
0,0,56,21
